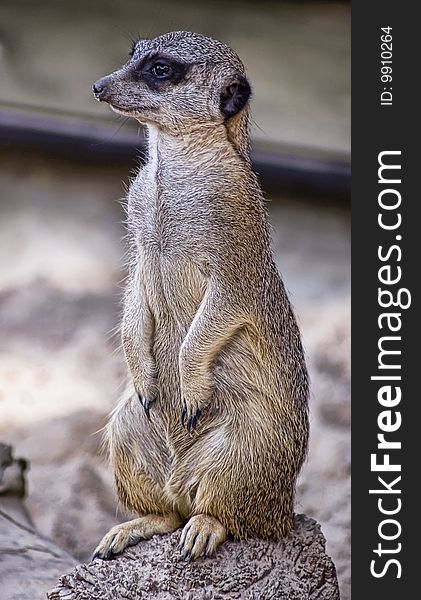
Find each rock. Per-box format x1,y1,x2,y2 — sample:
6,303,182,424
0,443,77,600
1,441,340,599
47,514,339,600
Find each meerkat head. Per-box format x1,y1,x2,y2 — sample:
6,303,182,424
92,31,251,135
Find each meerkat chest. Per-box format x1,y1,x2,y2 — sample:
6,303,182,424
129,166,210,259
128,173,208,315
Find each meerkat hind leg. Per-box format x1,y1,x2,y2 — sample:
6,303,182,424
178,514,227,560
93,512,181,560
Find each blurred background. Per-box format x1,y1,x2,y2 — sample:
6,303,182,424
0,1,350,598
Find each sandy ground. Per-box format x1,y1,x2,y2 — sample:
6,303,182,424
0,149,350,598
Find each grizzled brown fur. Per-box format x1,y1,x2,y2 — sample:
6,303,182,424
92,31,309,561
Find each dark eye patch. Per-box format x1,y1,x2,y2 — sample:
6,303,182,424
133,52,189,90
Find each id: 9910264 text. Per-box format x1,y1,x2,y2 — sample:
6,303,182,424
380,26,393,106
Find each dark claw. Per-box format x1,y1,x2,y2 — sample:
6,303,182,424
137,392,153,421
186,409,202,432
203,534,212,557
92,549,112,561
181,403,187,426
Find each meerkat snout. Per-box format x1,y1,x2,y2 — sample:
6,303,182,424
92,76,112,101
92,31,252,132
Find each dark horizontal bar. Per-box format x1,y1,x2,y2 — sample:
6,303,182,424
0,110,350,195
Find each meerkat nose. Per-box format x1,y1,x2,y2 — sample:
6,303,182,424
92,78,108,100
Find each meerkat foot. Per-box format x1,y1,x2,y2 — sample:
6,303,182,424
93,513,181,560
178,514,227,560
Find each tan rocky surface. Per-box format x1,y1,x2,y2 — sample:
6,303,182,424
47,515,339,600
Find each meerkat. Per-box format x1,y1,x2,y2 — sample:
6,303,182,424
92,31,309,561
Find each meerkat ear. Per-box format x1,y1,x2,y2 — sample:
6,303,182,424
220,75,251,118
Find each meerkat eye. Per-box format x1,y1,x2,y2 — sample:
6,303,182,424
150,63,173,79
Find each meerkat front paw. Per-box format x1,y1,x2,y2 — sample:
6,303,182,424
181,401,202,431
134,369,159,420
137,390,158,420
179,349,214,430
179,380,213,431
178,514,227,560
